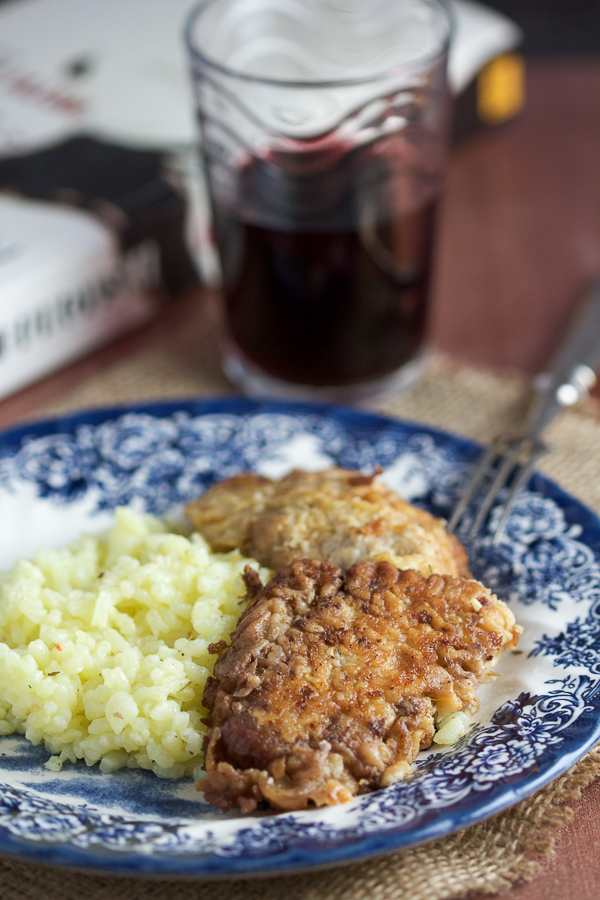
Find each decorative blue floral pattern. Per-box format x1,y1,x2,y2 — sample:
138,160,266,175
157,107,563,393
0,398,599,877
0,409,468,517
533,606,600,675
463,493,595,612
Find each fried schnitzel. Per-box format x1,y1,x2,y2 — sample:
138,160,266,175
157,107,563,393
186,467,468,578
200,559,521,813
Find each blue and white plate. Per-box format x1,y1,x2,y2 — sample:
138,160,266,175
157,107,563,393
0,397,599,878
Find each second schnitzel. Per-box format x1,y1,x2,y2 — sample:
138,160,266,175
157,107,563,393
186,467,468,578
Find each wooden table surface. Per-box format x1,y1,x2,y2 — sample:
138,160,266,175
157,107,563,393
1,57,600,899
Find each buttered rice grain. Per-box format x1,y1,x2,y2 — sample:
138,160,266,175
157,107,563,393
0,508,270,779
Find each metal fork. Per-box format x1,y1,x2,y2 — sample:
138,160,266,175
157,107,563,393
447,277,600,544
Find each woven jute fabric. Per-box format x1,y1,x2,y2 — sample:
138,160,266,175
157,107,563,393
4,321,600,900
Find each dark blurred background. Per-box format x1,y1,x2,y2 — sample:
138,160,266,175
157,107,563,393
484,0,600,55
0,0,599,56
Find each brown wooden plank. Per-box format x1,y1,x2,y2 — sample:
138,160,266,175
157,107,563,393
432,58,600,377
469,776,600,900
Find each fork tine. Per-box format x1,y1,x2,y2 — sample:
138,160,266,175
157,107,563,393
446,439,504,533
465,437,527,540
491,440,548,544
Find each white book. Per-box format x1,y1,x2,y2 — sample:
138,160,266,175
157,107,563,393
0,194,158,401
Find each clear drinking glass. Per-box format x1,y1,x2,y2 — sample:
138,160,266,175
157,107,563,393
185,0,453,401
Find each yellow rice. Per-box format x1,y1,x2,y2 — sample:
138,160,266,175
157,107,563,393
0,508,269,779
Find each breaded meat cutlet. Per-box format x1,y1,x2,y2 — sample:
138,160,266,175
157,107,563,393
200,559,521,813
186,467,468,578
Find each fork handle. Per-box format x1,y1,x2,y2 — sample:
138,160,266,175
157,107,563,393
524,277,600,438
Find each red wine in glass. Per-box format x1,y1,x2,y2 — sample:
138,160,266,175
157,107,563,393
211,143,439,388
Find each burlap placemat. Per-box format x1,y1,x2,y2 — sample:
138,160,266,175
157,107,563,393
4,331,600,900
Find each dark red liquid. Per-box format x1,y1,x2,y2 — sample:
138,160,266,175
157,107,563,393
213,178,438,386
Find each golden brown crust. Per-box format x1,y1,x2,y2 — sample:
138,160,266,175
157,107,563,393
186,474,273,555
186,468,469,578
199,560,521,813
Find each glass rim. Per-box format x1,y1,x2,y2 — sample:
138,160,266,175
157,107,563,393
184,0,454,89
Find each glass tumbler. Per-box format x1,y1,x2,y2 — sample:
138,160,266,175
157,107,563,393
185,0,453,401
